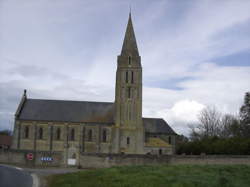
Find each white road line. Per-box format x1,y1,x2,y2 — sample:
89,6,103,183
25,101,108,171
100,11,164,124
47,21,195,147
14,167,23,170
31,173,40,187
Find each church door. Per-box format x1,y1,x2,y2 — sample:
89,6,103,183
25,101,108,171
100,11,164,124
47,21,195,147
67,147,78,166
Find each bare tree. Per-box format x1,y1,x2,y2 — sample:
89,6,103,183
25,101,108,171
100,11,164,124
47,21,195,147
188,123,202,141
189,106,241,139
197,106,221,138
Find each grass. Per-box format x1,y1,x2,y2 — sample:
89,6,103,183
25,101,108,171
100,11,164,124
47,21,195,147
47,165,250,187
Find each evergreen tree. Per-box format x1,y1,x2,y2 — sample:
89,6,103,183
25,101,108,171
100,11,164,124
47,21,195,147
239,92,250,137
0,129,12,136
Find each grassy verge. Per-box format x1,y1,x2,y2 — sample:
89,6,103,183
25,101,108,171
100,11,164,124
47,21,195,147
47,165,250,187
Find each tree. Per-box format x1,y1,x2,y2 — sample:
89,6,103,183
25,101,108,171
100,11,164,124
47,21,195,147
179,94,250,155
194,106,221,138
220,114,240,138
0,129,12,136
240,92,250,137
189,106,240,139
189,124,202,141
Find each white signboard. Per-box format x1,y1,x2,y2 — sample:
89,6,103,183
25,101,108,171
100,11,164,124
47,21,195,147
68,158,76,165
41,157,53,162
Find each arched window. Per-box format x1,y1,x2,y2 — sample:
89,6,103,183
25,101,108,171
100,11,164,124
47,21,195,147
70,128,75,141
128,56,131,65
38,127,43,139
127,137,130,145
102,129,107,142
88,129,92,141
168,136,172,144
126,71,128,83
24,126,29,139
56,128,61,140
131,71,134,83
128,87,131,98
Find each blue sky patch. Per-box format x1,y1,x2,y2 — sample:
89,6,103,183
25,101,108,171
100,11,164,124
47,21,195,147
145,77,195,90
212,50,250,67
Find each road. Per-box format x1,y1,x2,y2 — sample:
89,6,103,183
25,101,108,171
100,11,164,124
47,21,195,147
0,165,33,187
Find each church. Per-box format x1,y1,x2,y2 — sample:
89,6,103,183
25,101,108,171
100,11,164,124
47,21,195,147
11,14,177,161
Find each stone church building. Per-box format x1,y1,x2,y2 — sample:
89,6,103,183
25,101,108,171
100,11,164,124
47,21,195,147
11,14,177,163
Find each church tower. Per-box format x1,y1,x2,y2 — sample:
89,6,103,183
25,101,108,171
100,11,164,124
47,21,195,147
113,13,144,154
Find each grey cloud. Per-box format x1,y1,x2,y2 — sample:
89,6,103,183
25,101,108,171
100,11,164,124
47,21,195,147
1,0,250,135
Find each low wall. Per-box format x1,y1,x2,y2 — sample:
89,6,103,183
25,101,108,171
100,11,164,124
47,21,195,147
79,154,250,168
2,150,250,168
171,155,250,165
79,153,171,168
0,149,63,167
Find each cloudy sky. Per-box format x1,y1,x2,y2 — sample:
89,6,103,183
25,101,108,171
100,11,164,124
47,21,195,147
0,0,250,136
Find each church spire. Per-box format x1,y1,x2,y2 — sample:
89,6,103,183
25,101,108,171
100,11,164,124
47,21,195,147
121,13,139,56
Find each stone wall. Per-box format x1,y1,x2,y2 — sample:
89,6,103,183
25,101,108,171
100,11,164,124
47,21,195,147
12,120,113,154
171,155,250,165
79,154,250,168
79,153,171,168
2,150,250,168
0,149,63,167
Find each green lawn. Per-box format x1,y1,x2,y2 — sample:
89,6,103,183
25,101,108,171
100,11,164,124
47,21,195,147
47,165,250,187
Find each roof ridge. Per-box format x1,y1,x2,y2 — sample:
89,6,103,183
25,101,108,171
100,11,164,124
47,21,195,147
27,98,114,104
143,117,164,120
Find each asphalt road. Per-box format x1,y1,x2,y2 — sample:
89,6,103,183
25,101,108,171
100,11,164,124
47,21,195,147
0,165,33,187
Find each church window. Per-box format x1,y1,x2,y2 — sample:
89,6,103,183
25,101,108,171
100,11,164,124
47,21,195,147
102,129,107,142
70,128,75,141
127,137,130,145
168,136,172,144
88,129,92,141
129,103,132,120
128,87,131,98
38,127,43,139
56,128,61,140
128,56,131,65
131,71,134,83
126,71,128,83
159,149,162,155
24,126,29,139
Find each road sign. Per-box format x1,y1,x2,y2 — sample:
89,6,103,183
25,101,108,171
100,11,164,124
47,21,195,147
26,153,34,161
41,157,53,162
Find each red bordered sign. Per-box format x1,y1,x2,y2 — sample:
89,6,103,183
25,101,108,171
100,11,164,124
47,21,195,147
26,153,34,161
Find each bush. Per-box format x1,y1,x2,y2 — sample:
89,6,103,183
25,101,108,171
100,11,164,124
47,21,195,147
177,137,250,155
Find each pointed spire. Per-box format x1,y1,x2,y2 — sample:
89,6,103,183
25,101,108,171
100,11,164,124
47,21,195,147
121,12,139,56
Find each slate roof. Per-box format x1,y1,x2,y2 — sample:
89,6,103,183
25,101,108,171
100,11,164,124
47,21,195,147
17,99,114,123
143,118,177,135
16,98,177,135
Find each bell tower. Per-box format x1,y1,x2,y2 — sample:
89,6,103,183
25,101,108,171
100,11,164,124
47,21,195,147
113,13,144,154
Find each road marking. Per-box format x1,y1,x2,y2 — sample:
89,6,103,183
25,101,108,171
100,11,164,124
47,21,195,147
31,173,40,187
14,167,23,170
